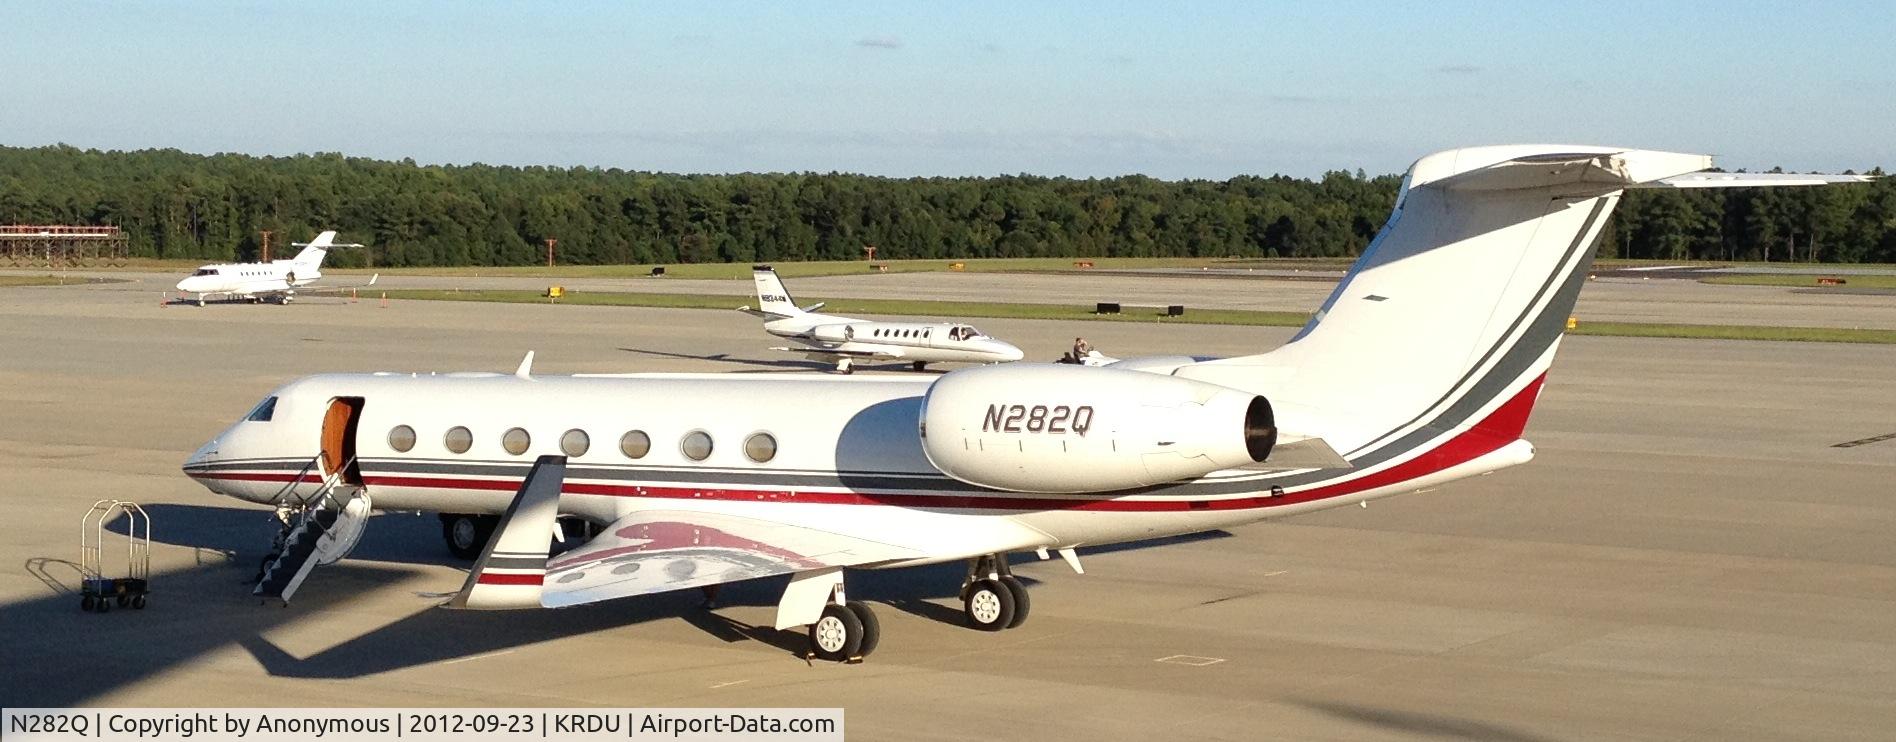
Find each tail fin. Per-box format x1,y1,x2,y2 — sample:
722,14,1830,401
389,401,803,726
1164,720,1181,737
289,231,338,269
1180,145,1865,460
751,265,803,318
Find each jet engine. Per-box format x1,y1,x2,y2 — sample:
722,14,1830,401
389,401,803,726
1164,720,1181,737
809,324,859,343
919,364,1276,493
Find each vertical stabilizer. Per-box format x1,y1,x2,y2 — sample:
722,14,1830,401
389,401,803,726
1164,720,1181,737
751,266,804,317
1179,145,1858,463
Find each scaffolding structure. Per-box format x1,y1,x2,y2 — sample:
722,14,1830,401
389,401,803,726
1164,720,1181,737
1,225,130,267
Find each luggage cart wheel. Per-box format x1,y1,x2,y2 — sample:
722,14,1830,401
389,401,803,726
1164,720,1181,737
97,598,111,613
116,595,129,608
132,595,146,610
81,595,96,612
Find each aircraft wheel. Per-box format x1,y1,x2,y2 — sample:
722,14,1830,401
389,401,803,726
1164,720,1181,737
911,361,926,372
835,358,853,375
81,595,96,612
442,514,496,560
1000,576,1030,629
845,600,881,657
808,604,864,661
963,579,1015,631
196,298,206,307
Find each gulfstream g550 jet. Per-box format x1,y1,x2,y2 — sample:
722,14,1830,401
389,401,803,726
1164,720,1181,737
175,230,376,305
740,266,1025,373
181,146,1866,661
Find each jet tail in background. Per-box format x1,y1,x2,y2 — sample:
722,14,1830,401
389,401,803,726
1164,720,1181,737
287,230,365,271
750,265,805,318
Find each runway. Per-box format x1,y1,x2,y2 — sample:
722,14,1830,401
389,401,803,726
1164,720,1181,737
1,275,1893,740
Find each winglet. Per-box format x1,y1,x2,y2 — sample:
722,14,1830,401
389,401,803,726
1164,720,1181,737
366,273,379,287
514,351,535,379
447,455,566,610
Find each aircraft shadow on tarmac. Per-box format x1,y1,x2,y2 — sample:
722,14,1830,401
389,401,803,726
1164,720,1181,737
2,504,1229,700
1290,700,1558,742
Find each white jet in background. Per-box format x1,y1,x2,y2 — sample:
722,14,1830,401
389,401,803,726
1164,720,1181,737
175,230,376,306
181,146,1868,662
739,265,1025,373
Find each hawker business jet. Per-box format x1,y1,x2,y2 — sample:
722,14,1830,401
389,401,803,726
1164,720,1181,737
181,146,1867,662
175,231,375,306
739,266,1024,373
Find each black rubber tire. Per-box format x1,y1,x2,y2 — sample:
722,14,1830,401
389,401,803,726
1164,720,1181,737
846,600,881,657
808,604,864,661
911,361,927,372
442,514,496,560
97,597,111,613
116,595,129,608
81,596,96,612
963,579,1015,631
132,594,147,610
1000,575,1030,629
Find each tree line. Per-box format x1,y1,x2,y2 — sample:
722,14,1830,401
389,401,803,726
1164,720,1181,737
0,144,1890,267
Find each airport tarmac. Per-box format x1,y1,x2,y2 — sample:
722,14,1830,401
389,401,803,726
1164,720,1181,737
12,266,1896,330
2,276,1894,740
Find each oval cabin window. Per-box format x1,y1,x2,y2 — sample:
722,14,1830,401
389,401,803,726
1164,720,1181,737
501,428,531,455
744,432,777,463
388,425,416,453
444,426,473,454
680,430,714,461
560,429,591,457
620,430,651,459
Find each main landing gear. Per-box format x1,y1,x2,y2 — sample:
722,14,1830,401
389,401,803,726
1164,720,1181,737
911,361,927,372
961,554,1030,631
834,358,854,375
440,513,498,560
808,600,882,662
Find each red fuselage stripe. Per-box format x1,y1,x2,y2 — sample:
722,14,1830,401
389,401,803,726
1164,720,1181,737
476,572,544,586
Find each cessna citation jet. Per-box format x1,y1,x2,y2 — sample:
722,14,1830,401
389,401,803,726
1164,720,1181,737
182,146,1866,661
175,230,376,305
739,266,1025,372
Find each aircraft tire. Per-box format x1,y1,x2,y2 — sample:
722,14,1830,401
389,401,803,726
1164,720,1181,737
1000,576,1030,629
845,600,881,657
809,604,864,661
911,361,926,372
963,579,1015,632
442,514,496,560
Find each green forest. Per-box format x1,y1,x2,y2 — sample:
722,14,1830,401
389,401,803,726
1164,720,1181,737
1,144,1891,267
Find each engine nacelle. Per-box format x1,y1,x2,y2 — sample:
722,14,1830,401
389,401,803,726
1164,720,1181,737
920,364,1276,493
809,323,859,343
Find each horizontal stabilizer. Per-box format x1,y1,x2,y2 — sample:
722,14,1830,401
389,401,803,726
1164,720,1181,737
1633,172,1875,189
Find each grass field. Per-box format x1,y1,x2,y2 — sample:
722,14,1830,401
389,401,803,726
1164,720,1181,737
1700,273,1896,290
381,288,1896,344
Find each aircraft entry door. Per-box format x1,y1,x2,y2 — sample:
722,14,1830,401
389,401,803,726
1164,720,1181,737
320,397,366,486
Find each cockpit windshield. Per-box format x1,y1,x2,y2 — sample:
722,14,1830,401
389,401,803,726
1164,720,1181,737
949,325,984,341
244,396,277,422
192,268,220,277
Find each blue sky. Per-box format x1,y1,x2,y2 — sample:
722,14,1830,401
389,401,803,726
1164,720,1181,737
2,1,1890,178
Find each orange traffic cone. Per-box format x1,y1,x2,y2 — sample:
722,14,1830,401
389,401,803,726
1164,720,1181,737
379,291,388,309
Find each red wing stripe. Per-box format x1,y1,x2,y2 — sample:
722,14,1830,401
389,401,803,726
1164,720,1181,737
476,572,544,586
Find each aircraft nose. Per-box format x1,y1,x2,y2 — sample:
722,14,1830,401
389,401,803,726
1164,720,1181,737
182,437,219,476
176,277,194,291
993,342,1026,362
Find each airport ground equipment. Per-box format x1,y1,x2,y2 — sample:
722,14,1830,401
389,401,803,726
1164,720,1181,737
2,225,128,267
79,500,151,612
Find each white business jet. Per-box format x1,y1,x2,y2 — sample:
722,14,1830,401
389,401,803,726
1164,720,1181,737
181,146,1866,661
739,266,1024,373
174,230,375,306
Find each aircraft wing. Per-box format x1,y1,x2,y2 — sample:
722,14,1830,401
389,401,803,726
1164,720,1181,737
537,509,927,608
450,455,929,611
292,273,380,295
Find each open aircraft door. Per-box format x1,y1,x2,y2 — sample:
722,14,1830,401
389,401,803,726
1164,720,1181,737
319,397,365,486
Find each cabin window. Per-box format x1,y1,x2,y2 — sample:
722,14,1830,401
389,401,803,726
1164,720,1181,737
388,425,416,453
244,396,278,422
501,427,531,455
444,426,473,454
560,429,590,457
620,430,651,459
744,432,777,463
680,430,713,461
